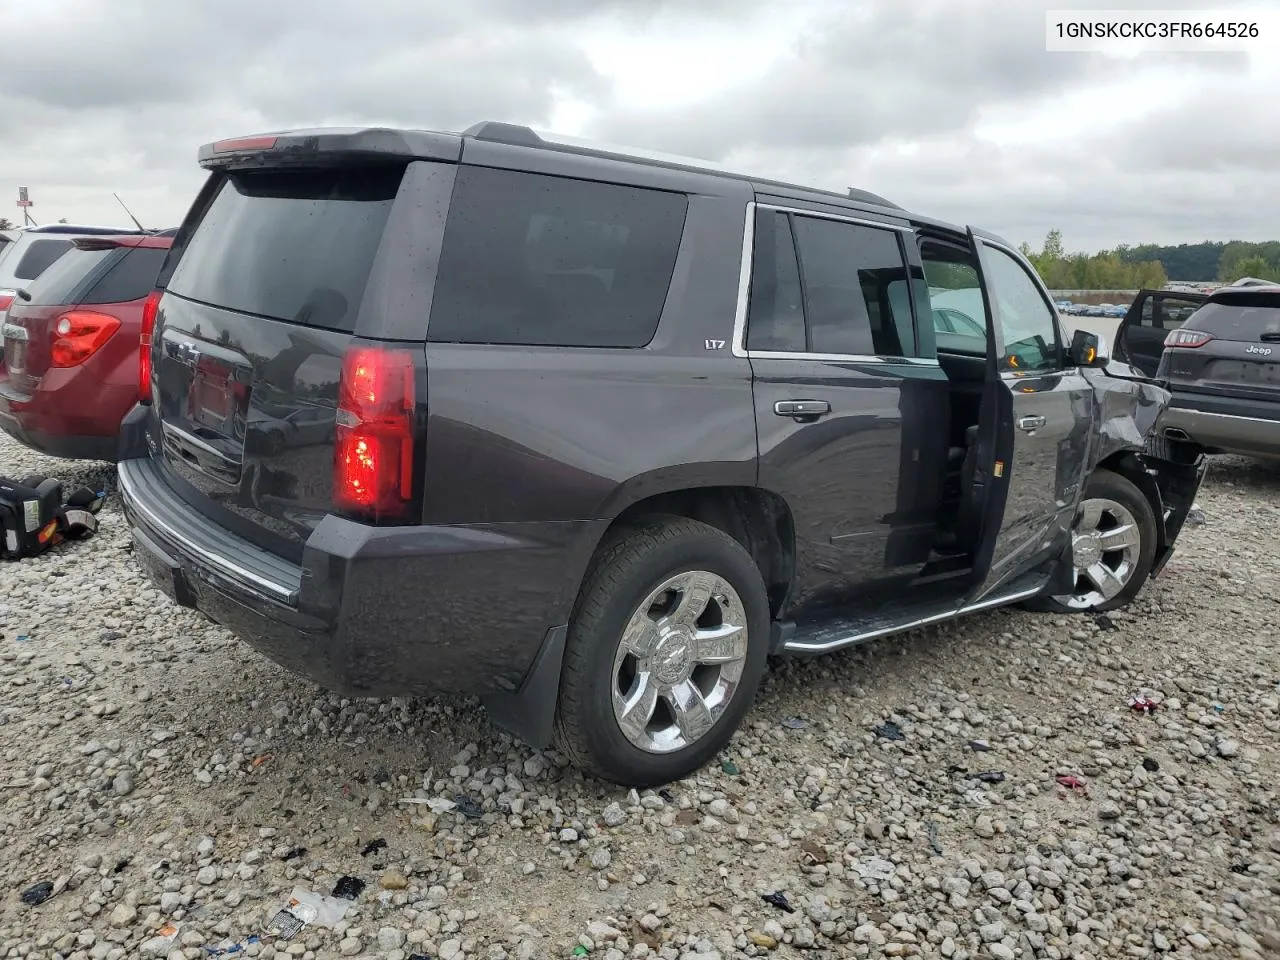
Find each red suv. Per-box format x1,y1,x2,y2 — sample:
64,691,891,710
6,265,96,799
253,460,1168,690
0,232,173,461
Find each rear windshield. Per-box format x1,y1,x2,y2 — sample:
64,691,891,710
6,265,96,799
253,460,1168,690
166,166,403,333
24,245,167,306
12,238,74,281
1187,293,1280,340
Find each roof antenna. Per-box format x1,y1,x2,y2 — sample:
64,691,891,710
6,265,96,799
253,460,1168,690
113,192,147,231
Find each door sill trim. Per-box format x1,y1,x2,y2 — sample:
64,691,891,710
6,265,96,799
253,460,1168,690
782,580,1044,655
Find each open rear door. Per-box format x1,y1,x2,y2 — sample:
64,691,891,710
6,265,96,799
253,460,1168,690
1113,289,1207,377
961,228,1094,605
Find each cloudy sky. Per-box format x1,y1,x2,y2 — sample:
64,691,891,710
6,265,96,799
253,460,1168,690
1,0,1275,252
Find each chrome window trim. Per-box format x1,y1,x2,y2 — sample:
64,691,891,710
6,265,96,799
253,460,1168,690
730,200,936,365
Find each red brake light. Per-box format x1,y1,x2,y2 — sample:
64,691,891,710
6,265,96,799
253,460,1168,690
1165,329,1212,348
50,311,121,367
0,290,14,314
213,135,278,152
333,346,417,522
139,291,160,402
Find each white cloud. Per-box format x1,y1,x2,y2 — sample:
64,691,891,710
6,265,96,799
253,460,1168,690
0,0,1275,250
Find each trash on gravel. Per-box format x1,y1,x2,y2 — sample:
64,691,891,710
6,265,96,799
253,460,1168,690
658,788,675,804
781,716,807,730
454,794,484,819
1056,774,1089,795
968,739,991,752
854,858,897,882
360,838,387,857
971,770,1006,783
1093,613,1118,631
141,923,180,954
720,758,741,776
202,934,261,955
873,721,904,741
399,796,459,814
332,875,365,900
251,754,272,768
1142,757,1160,772
19,881,54,906
572,947,590,957
15,634,30,642
761,891,795,912
1128,696,1159,714
1187,505,1207,525
265,888,350,940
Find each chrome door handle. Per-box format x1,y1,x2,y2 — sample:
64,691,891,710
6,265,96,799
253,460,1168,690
1017,415,1046,432
774,399,831,421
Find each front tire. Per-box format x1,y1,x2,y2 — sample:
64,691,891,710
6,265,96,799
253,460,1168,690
1036,469,1158,613
554,517,770,787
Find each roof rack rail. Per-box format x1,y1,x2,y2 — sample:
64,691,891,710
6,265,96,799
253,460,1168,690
462,121,544,146
460,120,902,211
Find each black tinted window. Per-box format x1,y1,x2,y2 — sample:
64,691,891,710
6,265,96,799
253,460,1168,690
167,167,402,333
13,239,73,281
747,211,806,352
83,247,166,304
1188,294,1280,339
429,167,688,347
23,246,117,306
792,216,912,356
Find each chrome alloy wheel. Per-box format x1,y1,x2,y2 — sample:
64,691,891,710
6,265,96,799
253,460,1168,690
610,570,749,754
1053,497,1143,609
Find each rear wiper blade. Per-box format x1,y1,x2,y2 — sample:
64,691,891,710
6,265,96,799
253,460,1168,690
1259,332,1280,342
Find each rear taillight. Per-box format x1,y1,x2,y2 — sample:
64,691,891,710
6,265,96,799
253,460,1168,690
50,311,122,368
333,346,417,522
138,291,160,402
0,290,14,315
1165,329,1212,348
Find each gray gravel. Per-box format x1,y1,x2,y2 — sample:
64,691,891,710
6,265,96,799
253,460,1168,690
2,432,1280,960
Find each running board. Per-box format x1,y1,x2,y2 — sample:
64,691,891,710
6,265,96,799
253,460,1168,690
782,575,1048,655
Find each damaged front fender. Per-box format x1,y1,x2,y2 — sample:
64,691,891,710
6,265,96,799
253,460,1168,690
1083,362,1208,578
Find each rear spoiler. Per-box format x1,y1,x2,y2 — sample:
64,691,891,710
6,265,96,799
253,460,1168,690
198,128,462,170
72,232,176,252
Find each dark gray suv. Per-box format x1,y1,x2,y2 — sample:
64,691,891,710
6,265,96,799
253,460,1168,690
117,122,1206,786
1148,285,1280,459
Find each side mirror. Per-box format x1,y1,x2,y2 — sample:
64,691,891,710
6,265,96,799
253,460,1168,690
1069,329,1108,367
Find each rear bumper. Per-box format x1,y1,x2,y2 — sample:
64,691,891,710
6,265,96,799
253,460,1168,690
118,455,603,699
1158,391,1280,458
0,409,118,461
0,374,134,462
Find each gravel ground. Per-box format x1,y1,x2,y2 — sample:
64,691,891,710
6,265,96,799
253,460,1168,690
2,432,1280,960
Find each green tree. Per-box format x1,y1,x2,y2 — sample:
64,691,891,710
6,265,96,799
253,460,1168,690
1224,255,1279,283
0,217,14,231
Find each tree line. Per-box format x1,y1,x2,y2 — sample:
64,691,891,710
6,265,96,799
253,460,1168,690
1020,230,1280,288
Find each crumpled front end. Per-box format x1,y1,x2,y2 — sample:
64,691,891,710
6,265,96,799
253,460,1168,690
1085,363,1208,577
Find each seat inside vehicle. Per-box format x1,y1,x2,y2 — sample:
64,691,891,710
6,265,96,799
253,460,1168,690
919,238,991,556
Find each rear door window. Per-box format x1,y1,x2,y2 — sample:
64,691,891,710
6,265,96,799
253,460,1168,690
428,167,688,348
166,167,404,333
746,210,806,352
83,247,167,304
12,239,74,281
22,246,118,305
1187,293,1280,340
790,215,914,357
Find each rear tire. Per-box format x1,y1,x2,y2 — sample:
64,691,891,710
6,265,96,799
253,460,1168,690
1031,469,1157,613
554,517,770,787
